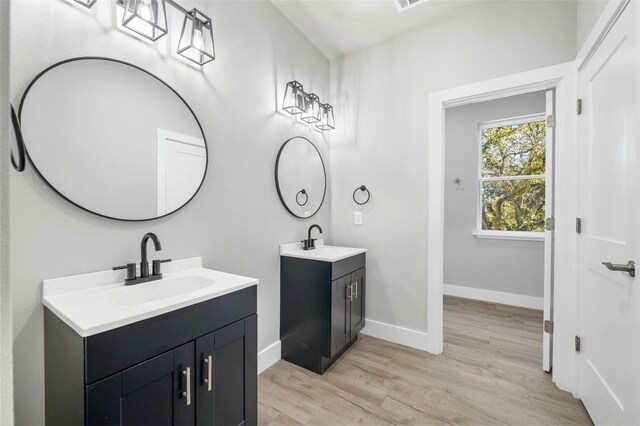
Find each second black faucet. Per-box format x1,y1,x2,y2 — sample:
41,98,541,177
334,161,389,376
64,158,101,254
303,224,323,250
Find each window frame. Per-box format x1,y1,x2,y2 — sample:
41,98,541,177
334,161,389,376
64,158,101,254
475,113,546,241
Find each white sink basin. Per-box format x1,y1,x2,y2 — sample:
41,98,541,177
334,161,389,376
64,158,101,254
280,239,366,262
42,257,258,337
101,275,216,306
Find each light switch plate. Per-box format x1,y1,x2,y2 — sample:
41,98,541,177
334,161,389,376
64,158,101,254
354,211,363,225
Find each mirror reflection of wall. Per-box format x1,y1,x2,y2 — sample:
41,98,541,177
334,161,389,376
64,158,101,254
19,58,207,221
275,137,326,218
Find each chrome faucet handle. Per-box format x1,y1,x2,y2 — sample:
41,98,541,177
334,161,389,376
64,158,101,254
113,263,137,281
152,259,172,276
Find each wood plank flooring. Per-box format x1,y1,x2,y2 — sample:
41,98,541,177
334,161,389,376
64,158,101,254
258,296,592,425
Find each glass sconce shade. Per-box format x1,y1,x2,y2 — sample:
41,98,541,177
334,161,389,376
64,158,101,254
178,9,215,65
73,0,98,8
122,0,168,41
316,104,335,131
282,81,305,115
300,93,321,123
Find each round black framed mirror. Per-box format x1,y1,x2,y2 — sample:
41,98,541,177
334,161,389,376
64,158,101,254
19,57,208,221
275,136,326,219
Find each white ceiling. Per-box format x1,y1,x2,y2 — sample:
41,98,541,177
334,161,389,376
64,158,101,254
271,0,483,59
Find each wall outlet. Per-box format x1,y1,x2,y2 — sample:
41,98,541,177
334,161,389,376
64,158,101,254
354,211,363,225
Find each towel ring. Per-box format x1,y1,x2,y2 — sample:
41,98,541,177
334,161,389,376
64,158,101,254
10,104,26,172
353,185,370,205
296,189,308,206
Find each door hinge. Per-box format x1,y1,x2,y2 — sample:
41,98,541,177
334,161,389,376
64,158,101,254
546,115,556,128
575,336,581,352
576,218,582,234
544,320,554,334
577,99,583,115
545,217,555,231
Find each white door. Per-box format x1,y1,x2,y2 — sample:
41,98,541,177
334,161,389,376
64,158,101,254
542,89,555,372
157,129,207,216
578,2,640,424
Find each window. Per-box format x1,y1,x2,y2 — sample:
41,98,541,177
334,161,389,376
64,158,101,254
476,114,546,240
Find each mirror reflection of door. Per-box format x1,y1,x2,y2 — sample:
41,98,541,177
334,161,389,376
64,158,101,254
156,129,207,216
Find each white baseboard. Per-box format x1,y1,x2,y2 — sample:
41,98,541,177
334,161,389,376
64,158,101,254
360,319,429,351
258,340,281,374
444,283,543,310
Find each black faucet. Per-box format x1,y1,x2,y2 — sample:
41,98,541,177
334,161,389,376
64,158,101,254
113,233,171,285
140,232,162,278
303,224,323,250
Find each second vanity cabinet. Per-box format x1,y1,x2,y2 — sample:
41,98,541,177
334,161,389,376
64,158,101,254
281,252,366,374
45,286,257,426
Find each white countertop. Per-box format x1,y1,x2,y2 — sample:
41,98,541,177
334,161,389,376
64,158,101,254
42,257,258,337
280,239,366,262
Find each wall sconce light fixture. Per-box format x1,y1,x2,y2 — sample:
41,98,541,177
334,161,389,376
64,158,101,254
282,81,305,115
122,0,168,41
178,9,215,65
300,93,321,123
282,81,335,130
316,104,335,131
75,0,216,66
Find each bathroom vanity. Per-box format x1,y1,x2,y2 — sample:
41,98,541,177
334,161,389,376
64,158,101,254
280,241,366,374
42,258,258,426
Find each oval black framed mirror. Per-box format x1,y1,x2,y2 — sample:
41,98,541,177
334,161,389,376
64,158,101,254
275,136,326,219
18,57,208,221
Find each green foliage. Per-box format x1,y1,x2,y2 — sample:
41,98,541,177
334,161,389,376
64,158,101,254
481,121,546,232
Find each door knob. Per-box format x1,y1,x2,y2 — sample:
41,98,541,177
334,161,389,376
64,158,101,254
602,260,635,277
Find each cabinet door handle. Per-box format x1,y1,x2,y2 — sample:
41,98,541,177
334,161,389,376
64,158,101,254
182,367,191,406
203,355,213,391
346,284,352,301
354,281,358,298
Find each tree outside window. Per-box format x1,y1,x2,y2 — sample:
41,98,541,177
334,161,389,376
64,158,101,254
479,115,546,233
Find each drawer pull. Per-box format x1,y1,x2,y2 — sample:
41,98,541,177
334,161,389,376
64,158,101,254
182,367,191,405
204,355,213,391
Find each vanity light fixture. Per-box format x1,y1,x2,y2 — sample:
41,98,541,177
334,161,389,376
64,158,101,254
121,0,168,42
316,103,335,131
72,0,98,8
74,0,216,66
282,81,335,130
178,9,215,65
300,93,321,124
282,81,305,115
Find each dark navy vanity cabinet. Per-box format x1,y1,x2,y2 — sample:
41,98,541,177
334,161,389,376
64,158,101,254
280,253,365,374
44,286,257,426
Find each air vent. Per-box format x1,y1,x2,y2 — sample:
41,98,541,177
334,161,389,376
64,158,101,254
395,0,428,12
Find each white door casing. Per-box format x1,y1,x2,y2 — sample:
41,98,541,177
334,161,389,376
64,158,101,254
578,2,640,424
156,129,207,216
543,89,555,373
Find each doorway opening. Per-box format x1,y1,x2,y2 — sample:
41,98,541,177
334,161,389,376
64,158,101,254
426,63,576,392
442,90,553,371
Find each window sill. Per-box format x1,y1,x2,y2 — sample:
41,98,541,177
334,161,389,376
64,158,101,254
472,231,545,242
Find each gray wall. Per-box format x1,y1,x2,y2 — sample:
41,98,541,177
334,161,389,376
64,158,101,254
329,1,577,334
577,0,608,51
9,1,330,424
1,0,13,424
444,92,546,298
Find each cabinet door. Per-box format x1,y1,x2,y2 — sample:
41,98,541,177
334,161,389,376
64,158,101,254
331,275,350,355
87,343,195,426
350,268,366,336
208,316,257,426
